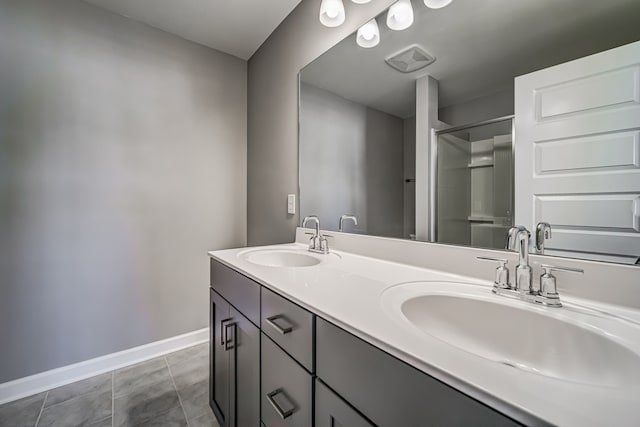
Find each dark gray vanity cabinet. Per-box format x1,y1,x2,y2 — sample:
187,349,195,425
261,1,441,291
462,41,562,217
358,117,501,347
210,261,260,427
210,258,525,427
316,318,521,427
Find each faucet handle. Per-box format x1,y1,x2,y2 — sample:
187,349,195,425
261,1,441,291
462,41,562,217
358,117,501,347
477,256,508,264
477,256,510,289
539,264,583,303
540,264,584,275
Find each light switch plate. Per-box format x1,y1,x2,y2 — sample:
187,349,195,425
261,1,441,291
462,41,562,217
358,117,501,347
287,194,296,215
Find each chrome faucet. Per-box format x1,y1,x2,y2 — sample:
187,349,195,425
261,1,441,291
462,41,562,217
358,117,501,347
339,214,358,232
505,226,533,294
478,225,583,307
535,222,552,254
302,215,329,254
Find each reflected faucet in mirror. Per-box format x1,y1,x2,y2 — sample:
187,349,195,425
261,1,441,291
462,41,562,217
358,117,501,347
536,222,552,254
505,226,533,295
339,214,358,232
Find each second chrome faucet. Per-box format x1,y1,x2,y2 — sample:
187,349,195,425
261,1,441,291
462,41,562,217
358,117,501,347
478,225,583,308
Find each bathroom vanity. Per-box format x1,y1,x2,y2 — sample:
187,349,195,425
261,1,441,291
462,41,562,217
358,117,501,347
209,229,640,427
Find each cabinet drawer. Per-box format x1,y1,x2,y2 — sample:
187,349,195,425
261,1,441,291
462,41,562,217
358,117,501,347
210,259,260,326
316,318,521,427
316,378,373,427
261,287,314,372
261,334,312,427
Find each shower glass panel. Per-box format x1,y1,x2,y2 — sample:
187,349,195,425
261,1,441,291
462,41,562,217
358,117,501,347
435,117,514,250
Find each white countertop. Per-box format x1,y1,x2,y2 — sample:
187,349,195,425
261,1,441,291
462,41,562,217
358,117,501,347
209,242,640,427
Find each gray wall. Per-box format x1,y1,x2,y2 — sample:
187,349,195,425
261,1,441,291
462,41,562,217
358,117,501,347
247,0,397,245
299,83,404,238
403,117,416,239
0,0,247,382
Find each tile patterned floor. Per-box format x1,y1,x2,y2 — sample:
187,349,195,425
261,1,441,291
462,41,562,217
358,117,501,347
0,343,219,427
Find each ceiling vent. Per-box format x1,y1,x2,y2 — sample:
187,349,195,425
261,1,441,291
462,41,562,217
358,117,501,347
385,45,436,73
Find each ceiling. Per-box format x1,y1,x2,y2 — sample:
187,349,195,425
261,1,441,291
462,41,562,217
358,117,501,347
301,0,640,119
83,0,302,60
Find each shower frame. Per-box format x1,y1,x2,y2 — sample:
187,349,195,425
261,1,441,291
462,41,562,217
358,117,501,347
429,115,516,244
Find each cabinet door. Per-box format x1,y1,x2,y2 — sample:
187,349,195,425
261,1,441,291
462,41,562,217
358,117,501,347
229,307,260,427
210,290,231,425
315,379,373,427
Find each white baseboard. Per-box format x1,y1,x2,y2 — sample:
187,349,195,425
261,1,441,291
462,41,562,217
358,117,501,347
0,328,209,405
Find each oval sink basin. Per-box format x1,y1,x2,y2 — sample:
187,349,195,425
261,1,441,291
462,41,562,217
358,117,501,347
382,282,640,388
241,249,325,267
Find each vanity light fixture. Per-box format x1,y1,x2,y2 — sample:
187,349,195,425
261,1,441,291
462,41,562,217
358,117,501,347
319,0,346,27
387,0,414,31
351,0,372,3
424,0,453,9
356,19,380,48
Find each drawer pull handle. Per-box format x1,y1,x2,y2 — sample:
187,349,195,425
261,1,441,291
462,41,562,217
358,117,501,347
224,322,236,351
266,388,296,419
220,317,233,345
265,315,294,335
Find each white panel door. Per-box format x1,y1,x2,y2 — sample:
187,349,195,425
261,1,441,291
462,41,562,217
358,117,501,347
515,40,640,263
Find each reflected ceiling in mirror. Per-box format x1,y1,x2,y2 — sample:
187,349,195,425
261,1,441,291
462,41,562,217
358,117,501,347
302,0,640,120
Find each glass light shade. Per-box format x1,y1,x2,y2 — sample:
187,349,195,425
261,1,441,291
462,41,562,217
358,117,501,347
351,0,372,3
424,0,453,9
319,0,346,28
356,19,380,48
386,0,414,31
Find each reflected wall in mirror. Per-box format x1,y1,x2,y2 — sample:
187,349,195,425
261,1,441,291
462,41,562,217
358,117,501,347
299,0,640,264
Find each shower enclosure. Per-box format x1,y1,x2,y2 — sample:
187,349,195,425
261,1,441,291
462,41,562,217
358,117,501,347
432,116,514,250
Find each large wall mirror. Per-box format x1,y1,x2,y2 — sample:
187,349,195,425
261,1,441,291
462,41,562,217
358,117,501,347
299,0,640,264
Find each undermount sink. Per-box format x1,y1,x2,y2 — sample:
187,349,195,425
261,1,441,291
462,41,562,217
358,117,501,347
381,282,640,388
240,248,337,267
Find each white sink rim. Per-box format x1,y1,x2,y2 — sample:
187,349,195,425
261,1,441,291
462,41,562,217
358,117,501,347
380,281,640,389
239,248,340,268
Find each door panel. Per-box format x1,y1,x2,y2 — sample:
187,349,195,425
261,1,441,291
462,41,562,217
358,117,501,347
210,290,231,425
316,317,522,426
315,379,373,427
515,40,640,262
230,307,260,427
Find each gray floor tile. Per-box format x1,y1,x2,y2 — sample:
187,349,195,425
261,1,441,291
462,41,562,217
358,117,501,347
114,357,171,397
168,352,208,391
0,392,46,427
45,373,112,408
37,390,112,427
114,377,181,427
133,405,187,427
165,343,208,367
188,410,219,427
176,379,209,421
87,417,113,427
